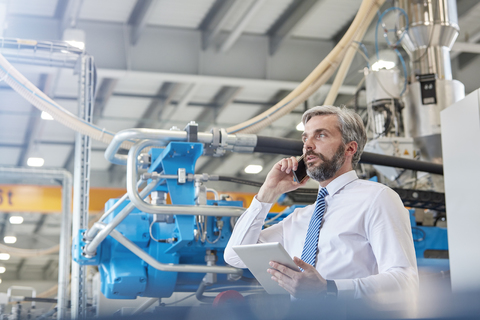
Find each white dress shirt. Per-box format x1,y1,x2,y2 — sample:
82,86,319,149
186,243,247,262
224,170,419,307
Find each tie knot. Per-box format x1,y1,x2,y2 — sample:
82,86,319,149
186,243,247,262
317,188,328,201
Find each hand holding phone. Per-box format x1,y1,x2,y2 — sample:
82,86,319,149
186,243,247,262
292,155,308,183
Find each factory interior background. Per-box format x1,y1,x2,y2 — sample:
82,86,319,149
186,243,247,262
0,0,479,318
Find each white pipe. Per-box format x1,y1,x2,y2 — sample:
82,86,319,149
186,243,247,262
108,228,242,275
226,0,384,134
104,128,214,165
131,298,159,315
126,140,245,217
0,53,133,150
84,179,160,256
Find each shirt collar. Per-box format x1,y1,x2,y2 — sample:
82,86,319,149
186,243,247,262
320,170,358,197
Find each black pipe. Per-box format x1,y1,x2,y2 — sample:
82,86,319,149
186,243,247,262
218,176,317,194
254,136,443,175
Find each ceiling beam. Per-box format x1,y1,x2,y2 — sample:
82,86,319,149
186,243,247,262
16,258,26,279
219,0,267,53
92,78,119,123
136,82,179,128
60,0,84,31
96,70,357,95
106,82,180,180
199,0,238,50
449,1,480,60
268,0,318,55
43,259,57,280
196,86,243,131
161,83,199,127
33,214,48,234
128,0,156,46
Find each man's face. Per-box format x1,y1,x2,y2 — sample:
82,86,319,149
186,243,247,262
301,115,347,182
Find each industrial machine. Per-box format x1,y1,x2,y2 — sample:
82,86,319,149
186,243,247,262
0,0,466,318
69,0,459,311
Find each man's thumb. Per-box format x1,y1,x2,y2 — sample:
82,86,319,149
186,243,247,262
294,256,312,270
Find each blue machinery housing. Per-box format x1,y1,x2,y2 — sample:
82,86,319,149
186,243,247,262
73,141,449,299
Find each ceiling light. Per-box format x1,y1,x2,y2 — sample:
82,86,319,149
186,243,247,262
41,111,54,120
371,49,398,71
0,254,10,261
65,40,85,50
4,236,16,244
296,122,304,131
0,279,2,284
27,157,45,167
63,28,85,51
371,60,396,71
9,216,23,225
0,267,5,274
245,164,263,174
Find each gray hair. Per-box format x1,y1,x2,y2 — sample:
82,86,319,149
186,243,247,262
302,105,367,168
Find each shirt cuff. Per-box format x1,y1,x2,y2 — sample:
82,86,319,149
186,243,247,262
333,279,355,299
251,195,274,220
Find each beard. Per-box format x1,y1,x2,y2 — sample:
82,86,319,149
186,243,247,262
306,144,346,182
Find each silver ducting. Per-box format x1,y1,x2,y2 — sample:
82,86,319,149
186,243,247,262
396,0,459,80
395,0,465,163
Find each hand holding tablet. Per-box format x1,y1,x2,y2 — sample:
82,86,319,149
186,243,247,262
232,242,299,295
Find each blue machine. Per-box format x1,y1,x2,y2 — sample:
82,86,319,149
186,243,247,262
73,142,253,299
73,141,450,300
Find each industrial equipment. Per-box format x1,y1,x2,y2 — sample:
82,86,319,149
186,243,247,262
0,0,467,317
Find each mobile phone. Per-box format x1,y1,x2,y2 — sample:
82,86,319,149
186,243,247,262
292,155,308,183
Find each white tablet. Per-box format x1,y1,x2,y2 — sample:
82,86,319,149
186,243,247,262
232,242,299,295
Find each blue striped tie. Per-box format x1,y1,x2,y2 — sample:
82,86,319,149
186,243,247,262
300,188,328,269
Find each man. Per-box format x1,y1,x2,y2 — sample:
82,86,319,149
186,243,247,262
224,105,418,306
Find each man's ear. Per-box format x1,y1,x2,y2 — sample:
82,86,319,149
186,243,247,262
345,141,358,157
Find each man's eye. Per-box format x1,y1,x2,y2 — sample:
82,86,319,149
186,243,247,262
315,133,325,139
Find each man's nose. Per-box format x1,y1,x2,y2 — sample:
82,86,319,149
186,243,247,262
303,139,314,150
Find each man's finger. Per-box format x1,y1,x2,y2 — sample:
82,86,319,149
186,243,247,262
270,261,300,277
293,256,314,271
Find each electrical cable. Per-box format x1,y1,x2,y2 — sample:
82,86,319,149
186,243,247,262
206,229,222,244
375,7,409,60
149,221,173,243
412,227,426,242
217,176,317,194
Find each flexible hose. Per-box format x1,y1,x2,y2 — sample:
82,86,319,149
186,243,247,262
0,53,133,150
0,243,59,257
0,1,384,149
217,176,317,194
324,5,377,105
226,0,385,134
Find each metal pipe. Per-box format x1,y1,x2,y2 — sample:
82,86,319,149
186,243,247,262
84,179,160,256
84,180,144,241
59,172,72,320
131,298,159,315
126,140,245,217
104,128,214,165
108,228,242,275
0,168,72,320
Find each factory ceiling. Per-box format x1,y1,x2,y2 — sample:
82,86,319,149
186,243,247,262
0,0,480,281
